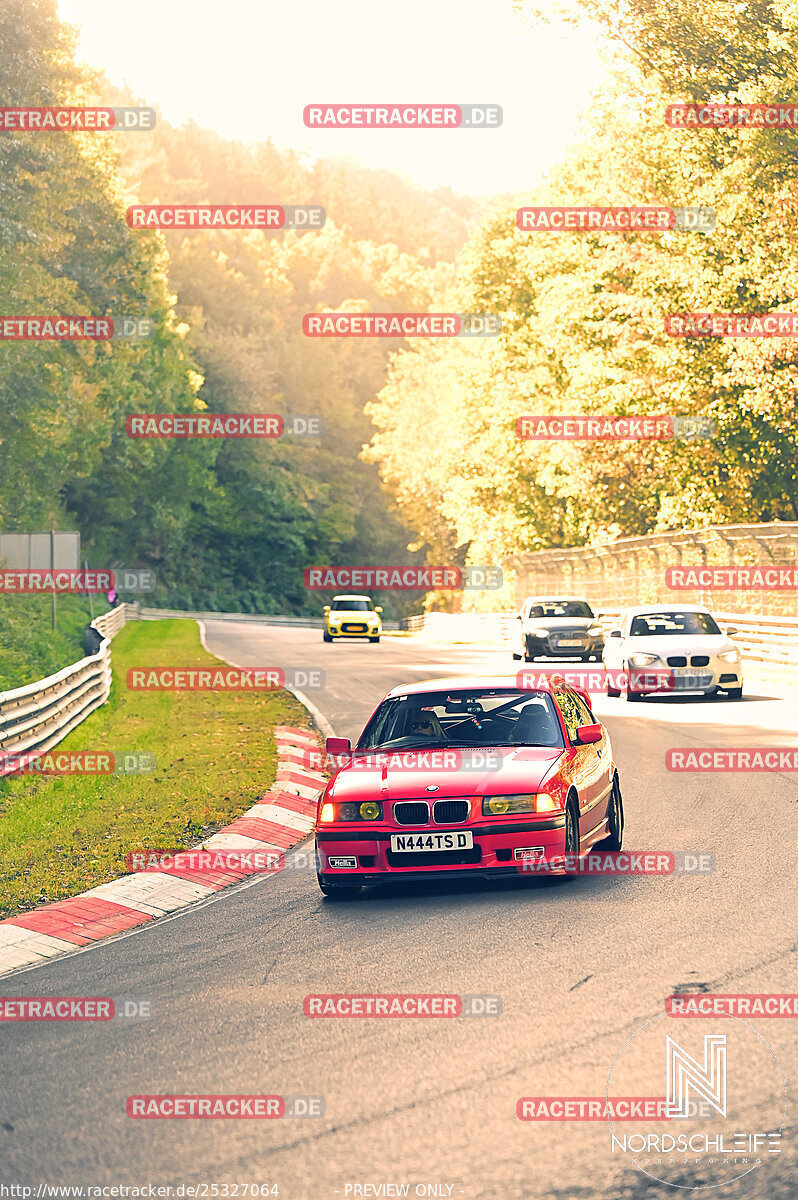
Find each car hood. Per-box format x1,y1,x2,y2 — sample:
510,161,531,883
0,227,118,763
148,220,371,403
326,746,566,801
621,635,735,656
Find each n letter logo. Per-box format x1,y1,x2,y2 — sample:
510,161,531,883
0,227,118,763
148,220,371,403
666,1034,727,1118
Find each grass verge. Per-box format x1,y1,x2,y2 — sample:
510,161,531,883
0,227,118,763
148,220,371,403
0,594,112,690
0,619,311,918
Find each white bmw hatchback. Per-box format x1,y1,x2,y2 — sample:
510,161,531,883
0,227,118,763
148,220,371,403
602,605,743,701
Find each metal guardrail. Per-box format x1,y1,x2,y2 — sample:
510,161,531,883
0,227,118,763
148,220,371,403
135,607,400,630
0,603,131,777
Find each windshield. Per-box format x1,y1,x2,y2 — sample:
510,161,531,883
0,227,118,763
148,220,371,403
630,611,721,637
527,600,594,619
357,689,565,750
332,599,371,612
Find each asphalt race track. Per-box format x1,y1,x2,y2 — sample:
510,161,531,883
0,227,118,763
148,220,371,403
2,622,797,1199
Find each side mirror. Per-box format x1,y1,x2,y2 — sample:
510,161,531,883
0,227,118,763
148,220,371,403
326,736,351,755
375,606,383,613
323,605,331,614
609,629,622,638
725,625,738,636
576,723,603,745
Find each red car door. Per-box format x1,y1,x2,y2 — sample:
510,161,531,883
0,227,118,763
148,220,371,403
553,688,612,847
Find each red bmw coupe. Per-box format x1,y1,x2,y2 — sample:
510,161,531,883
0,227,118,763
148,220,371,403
315,675,624,895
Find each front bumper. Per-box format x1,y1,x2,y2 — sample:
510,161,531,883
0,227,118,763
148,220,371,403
628,661,743,694
327,623,381,639
524,633,604,657
317,816,567,879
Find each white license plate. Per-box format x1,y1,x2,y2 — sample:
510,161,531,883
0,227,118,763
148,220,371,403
390,831,474,853
557,638,584,647
673,672,711,688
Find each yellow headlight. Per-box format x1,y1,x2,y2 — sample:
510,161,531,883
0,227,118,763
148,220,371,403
319,802,335,823
359,802,381,820
482,794,539,815
535,794,556,812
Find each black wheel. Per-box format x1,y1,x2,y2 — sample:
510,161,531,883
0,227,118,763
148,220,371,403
562,795,580,877
606,678,621,697
725,685,743,700
369,635,380,643
512,651,522,661
623,664,642,702
318,876,363,898
595,776,624,850
323,631,333,643
524,639,537,663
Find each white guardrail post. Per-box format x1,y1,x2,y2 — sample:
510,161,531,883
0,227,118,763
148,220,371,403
0,602,132,776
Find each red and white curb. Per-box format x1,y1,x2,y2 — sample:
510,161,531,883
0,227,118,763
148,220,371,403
0,725,325,978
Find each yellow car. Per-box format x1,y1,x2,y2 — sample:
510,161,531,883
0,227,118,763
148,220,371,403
323,594,383,643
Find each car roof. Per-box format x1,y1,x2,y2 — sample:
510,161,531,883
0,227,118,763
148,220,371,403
385,675,560,698
522,596,591,604
621,604,712,616
331,594,371,600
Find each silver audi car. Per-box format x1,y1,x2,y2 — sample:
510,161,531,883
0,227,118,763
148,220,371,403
512,596,605,662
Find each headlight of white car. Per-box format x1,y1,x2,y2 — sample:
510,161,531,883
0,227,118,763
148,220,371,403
587,624,603,636
718,648,741,662
629,652,660,666
531,628,550,637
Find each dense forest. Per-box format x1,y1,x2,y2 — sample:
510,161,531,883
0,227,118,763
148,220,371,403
0,0,480,619
368,0,798,566
2,0,797,627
